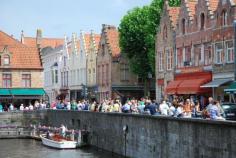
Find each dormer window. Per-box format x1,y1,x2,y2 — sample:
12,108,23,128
222,10,227,26
182,19,186,34
200,13,205,30
3,54,10,65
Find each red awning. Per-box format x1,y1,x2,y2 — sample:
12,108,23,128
177,79,211,94
166,80,182,94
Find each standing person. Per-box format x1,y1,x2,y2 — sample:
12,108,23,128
9,103,14,111
183,99,192,118
34,101,39,110
144,99,157,115
113,100,121,112
122,101,131,113
209,101,225,120
71,100,77,111
19,104,24,111
60,124,67,137
67,101,71,110
159,100,169,116
206,97,214,113
90,101,96,112
192,101,201,117
137,101,145,114
29,104,34,111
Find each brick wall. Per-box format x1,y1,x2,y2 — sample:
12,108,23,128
0,69,43,88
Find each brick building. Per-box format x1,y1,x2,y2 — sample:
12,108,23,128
156,0,236,102
0,30,45,107
97,24,141,102
208,0,236,101
156,1,180,102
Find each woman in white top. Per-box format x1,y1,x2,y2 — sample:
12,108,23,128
159,100,170,116
19,104,24,111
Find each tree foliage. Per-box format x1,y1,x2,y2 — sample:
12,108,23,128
119,0,180,79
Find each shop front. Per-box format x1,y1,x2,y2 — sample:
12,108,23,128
0,88,46,108
201,79,233,101
224,82,236,103
165,71,212,105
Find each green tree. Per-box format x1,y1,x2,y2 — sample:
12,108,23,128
119,0,180,97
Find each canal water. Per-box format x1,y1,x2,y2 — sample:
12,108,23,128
0,139,122,158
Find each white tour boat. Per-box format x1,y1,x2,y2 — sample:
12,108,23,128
40,130,89,149
40,134,77,149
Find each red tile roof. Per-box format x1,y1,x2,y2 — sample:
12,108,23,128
0,31,24,47
234,0,236,5
84,34,90,53
186,0,198,18
208,0,219,12
168,7,180,28
0,31,42,69
93,34,101,51
24,37,64,48
104,25,120,57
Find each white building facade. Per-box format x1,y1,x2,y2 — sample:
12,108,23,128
41,46,63,103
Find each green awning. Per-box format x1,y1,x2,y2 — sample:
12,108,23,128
0,89,11,95
11,88,45,96
224,82,236,93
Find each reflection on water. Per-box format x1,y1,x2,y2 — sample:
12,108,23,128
0,139,122,158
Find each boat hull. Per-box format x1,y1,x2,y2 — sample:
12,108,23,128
40,135,77,149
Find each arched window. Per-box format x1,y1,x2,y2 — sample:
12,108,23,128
182,19,186,34
222,10,227,26
163,25,167,39
3,54,10,65
200,13,205,30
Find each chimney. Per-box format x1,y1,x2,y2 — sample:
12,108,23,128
20,30,24,44
36,29,42,48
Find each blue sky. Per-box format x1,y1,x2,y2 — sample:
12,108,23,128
0,0,152,39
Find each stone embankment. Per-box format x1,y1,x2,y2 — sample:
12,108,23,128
1,110,236,158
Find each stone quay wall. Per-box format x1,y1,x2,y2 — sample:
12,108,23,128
0,110,236,158
47,110,236,158
0,111,48,138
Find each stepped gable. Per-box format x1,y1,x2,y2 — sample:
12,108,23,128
84,34,90,53
0,31,42,69
207,0,219,16
88,32,101,53
67,36,80,55
104,25,120,58
185,0,198,20
168,7,180,28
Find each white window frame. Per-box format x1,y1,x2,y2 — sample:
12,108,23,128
215,42,223,64
159,52,164,72
226,40,234,64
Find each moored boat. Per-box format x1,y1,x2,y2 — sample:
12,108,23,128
40,134,77,149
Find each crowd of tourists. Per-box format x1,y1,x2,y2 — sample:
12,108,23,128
0,101,48,112
50,96,225,120
0,96,225,121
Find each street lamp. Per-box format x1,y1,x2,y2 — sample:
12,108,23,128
147,72,152,98
123,125,128,157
